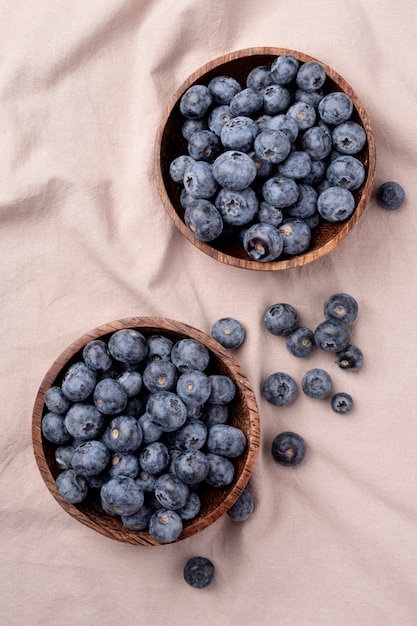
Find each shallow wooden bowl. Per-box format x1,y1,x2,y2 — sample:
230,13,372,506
32,317,260,546
155,47,376,270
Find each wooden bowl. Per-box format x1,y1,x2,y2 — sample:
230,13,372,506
32,317,260,546
155,47,376,270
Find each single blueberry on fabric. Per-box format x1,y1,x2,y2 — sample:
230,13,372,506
263,303,298,336
211,317,245,349
331,392,353,414
335,344,364,371
286,326,315,358
183,556,215,588
262,372,298,406
376,181,405,210
314,318,350,352
302,368,332,399
271,432,306,466
324,293,358,326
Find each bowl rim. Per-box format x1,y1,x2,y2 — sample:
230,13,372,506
155,46,376,271
32,316,261,546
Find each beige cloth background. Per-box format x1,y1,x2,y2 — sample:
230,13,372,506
2,1,417,624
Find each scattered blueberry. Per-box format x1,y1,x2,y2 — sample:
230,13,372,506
314,318,350,352
376,181,405,210
211,317,245,349
324,293,358,327
331,392,353,414
262,372,298,406
286,327,315,358
271,431,306,466
183,556,215,589
335,344,364,371
302,368,332,399
227,487,254,521
263,303,298,336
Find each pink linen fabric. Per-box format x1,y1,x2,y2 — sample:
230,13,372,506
1,1,417,624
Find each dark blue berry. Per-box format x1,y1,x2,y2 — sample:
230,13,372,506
206,423,246,458
227,487,254,521
149,508,183,543
211,317,245,349
302,368,332,399
263,303,298,336
71,440,110,477
314,319,350,352
263,372,298,406
376,181,405,210
271,432,306,466
61,362,97,402
324,293,358,326
335,344,363,372
56,469,89,503
331,392,353,414
243,222,283,262
183,556,215,588
286,327,315,358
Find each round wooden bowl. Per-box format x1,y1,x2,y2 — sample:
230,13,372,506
155,47,376,270
32,317,260,546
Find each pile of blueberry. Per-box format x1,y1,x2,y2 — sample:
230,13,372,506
169,53,369,262
41,328,250,544
262,292,362,416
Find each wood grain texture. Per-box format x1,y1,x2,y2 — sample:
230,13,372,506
155,47,376,271
32,317,261,546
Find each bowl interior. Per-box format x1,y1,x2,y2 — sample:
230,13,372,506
32,317,260,546
156,47,376,270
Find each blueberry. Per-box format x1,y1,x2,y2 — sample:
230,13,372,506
146,334,173,362
183,556,215,588
137,412,163,444
211,317,245,349
100,475,145,516
202,402,229,428
207,423,246,458
176,371,212,407
139,441,170,474
182,119,207,141
286,327,315,358
331,392,353,414
55,445,75,470
213,150,257,191
169,155,195,183
143,360,177,395
180,84,213,120
296,61,326,92
318,91,353,125
262,84,292,115
262,176,299,208
174,449,210,484
301,125,332,160
243,222,284,262
208,105,233,136
270,54,299,85
229,87,263,117
326,155,365,190
135,469,157,492
171,338,210,373
177,491,202,520
227,487,254,522
109,453,140,479
124,396,143,418
332,121,366,155
183,161,218,199
208,374,236,404
121,504,152,531
286,102,316,130
254,129,292,164
42,411,71,444
56,469,89,504
317,186,356,222
61,361,97,402
208,75,241,104
302,368,332,399
102,415,143,454
277,151,312,179
93,378,128,415
149,508,183,544
376,181,405,210
172,418,208,451
314,319,350,352
215,187,258,226
44,386,71,415
271,432,306,466
258,202,284,227
279,218,311,256
108,329,147,365
184,199,223,242
324,293,358,327
154,473,189,510
287,184,318,219
265,114,299,142
71,440,110,477
246,65,274,91
262,372,298,406
263,303,298,336
82,339,113,373
146,390,188,432
220,115,258,152
335,344,364,372
205,453,235,487
188,130,221,162
64,403,104,441
116,370,142,397
294,87,324,108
